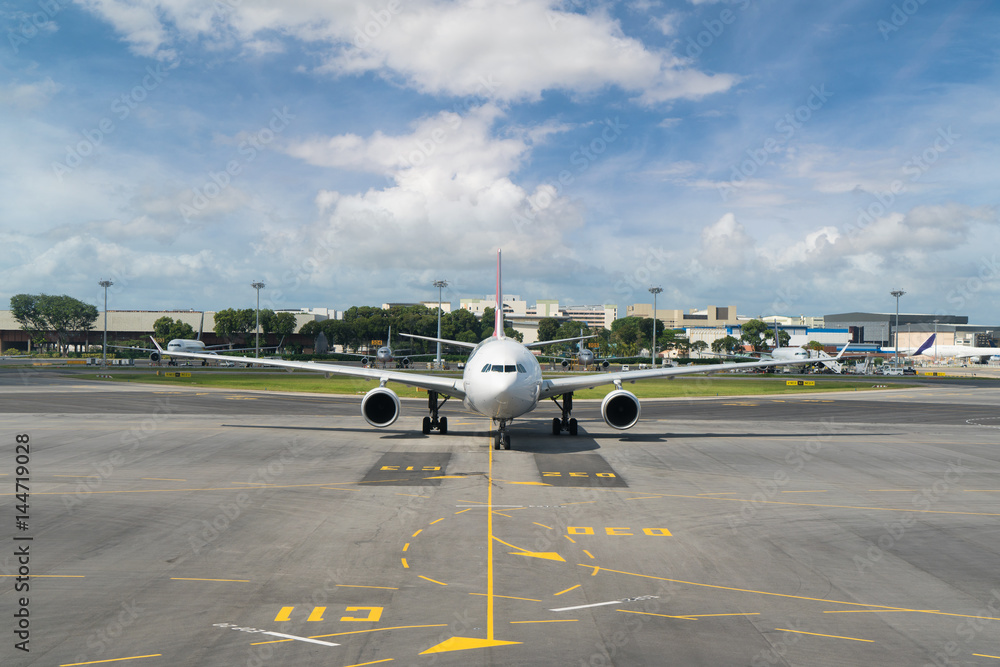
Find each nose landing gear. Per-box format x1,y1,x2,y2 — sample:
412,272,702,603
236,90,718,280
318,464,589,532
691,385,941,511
550,392,578,435
422,391,450,435
493,419,511,450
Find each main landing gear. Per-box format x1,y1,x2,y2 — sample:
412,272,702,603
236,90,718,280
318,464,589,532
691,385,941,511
421,390,449,435
493,419,511,450
550,392,578,436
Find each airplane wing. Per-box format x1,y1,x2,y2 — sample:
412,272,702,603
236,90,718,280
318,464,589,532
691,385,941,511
524,334,598,349
147,338,466,399
538,356,820,400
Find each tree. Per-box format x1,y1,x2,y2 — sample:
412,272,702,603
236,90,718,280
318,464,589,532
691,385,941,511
712,335,742,354
153,317,196,342
536,318,560,343
740,319,773,352
804,340,824,352
10,294,98,355
213,308,256,345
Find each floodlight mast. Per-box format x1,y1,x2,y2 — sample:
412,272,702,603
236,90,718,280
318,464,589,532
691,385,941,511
99,280,113,368
433,280,448,369
890,289,905,368
649,286,663,367
252,281,265,358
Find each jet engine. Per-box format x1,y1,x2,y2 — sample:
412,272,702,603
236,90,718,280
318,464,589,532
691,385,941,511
600,389,640,430
362,387,400,427
149,351,161,363
561,359,570,368
360,356,370,367
600,360,610,369
401,357,411,368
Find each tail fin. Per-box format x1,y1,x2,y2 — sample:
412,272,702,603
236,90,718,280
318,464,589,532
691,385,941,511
912,334,935,356
494,249,504,338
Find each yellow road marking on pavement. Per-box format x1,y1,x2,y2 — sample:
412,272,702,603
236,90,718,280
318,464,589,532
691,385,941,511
533,522,553,530
344,659,394,667
583,550,595,559
554,585,580,596
617,610,696,620
823,609,938,614
775,628,873,643
510,619,579,624
470,593,541,602
252,624,449,644
412,529,423,537
0,574,84,578
61,655,162,666
274,607,293,622
419,575,447,586
564,535,576,544
403,543,410,552
401,558,409,569
973,654,1000,659
455,508,472,514
170,577,250,583
307,607,326,622
430,518,444,524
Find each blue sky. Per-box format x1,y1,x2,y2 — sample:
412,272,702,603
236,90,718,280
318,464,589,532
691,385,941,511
2,0,998,323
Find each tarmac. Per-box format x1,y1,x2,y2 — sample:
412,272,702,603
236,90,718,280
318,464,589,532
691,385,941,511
1,370,998,666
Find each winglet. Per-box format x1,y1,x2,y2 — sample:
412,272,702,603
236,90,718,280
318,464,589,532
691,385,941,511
494,249,505,338
150,335,164,353
912,334,936,356
835,342,851,359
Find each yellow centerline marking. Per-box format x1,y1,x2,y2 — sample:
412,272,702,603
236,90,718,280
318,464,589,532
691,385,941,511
470,593,541,602
618,610,696,620
510,619,579,624
775,628,873,643
583,550,595,559
401,558,409,569
554,585,580,596
487,438,495,640
973,654,1000,659
403,543,410,552
344,660,394,667
251,624,449,644
429,518,444,524
823,609,938,614
564,535,576,544
419,575,447,586
60,655,162,666
533,522,553,530
0,574,84,578
412,529,423,538
170,577,250,583
455,508,472,514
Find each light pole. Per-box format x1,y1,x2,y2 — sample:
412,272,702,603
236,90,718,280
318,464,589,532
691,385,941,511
98,280,113,368
433,280,448,369
890,289,905,368
649,286,663,367
252,281,265,358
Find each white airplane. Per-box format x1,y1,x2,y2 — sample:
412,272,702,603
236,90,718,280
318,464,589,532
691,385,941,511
152,251,818,450
336,326,434,368
893,334,1000,364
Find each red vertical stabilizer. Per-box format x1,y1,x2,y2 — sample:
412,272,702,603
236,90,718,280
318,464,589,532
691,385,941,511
494,249,504,338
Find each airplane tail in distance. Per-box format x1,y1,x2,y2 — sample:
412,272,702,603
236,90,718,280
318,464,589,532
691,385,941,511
494,249,504,338
912,333,936,356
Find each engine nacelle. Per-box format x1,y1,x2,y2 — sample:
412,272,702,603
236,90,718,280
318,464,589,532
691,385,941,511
561,359,570,368
362,387,400,427
401,357,411,368
601,389,640,430
360,356,370,367
600,360,610,369
149,351,161,363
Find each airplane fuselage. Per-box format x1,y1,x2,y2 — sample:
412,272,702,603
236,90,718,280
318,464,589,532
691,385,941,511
461,337,543,420
167,339,209,354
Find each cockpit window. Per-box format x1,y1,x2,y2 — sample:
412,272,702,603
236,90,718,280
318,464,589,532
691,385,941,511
482,363,492,372
491,364,504,372
516,363,526,373
504,365,516,373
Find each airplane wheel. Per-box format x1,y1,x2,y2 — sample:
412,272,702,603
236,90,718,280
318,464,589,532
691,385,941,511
568,418,578,436
439,416,448,434
503,433,511,450
493,433,501,450
422,416,431,435
552,418,561,435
